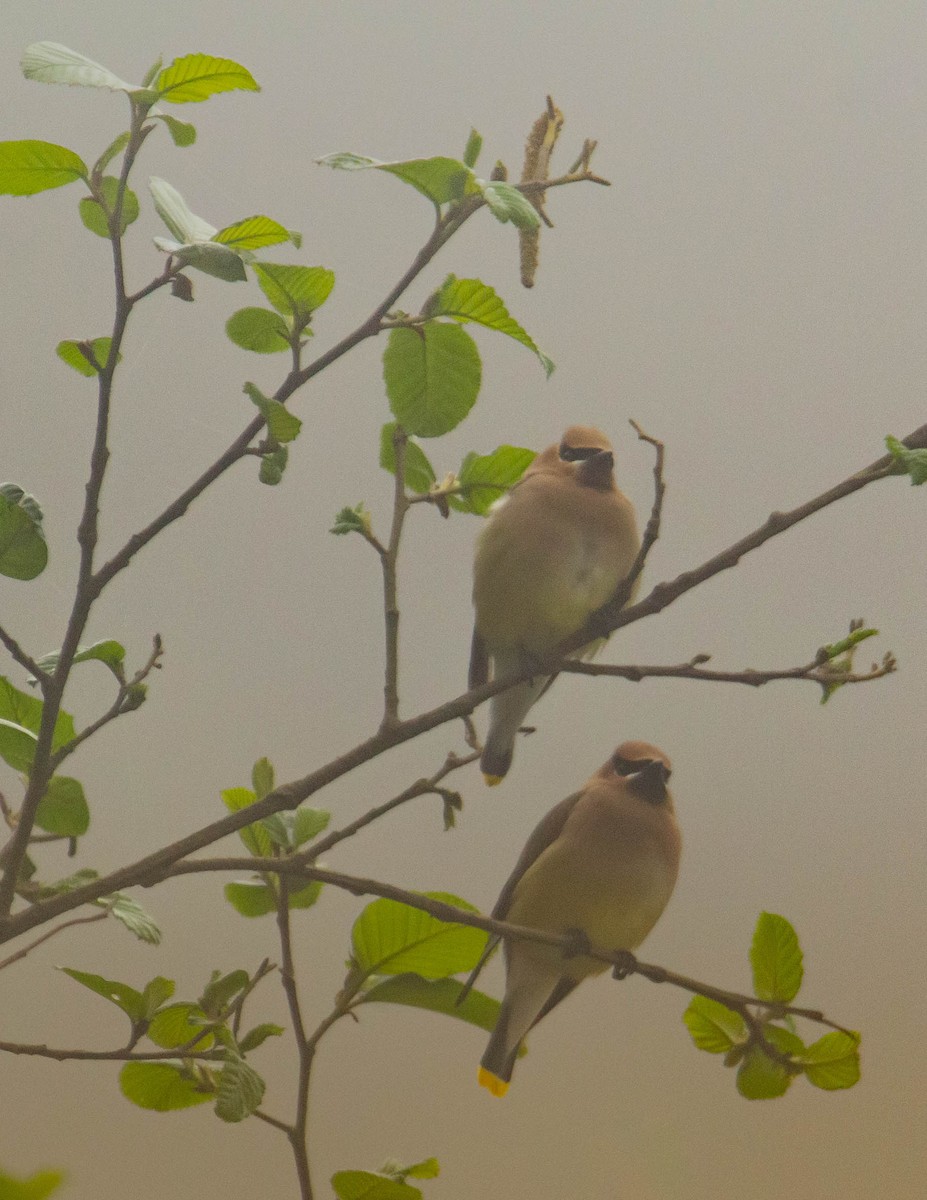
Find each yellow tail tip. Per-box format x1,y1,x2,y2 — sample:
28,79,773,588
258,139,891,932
478,1067,509,1097
483,774,504,787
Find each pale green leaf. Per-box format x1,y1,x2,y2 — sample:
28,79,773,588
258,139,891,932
331,1171,422,1200
253,263,334,322
119,1061,213,1111
750,912,803,1003
0,140,86,196
79,177,139,238
21,42,136,93
352,893,488,979
151,112,197,146
147,1003,213,1050
0,1168,65,1200
238,1022,284,1053
379,423,437,495
35,775,89,837
56,337,118,377
449,445,536,515
149,175,217,244
215,1053,265,1122
105,893,162,944
0,483,48,580
214,216,295,250
0,676,74,766
682,995,748,1053
221,785,273,857
32,639,125,679
383,325,481,438
317,152,478,205
59,967,144,1021
156,54,260,104
226,307,291,354
799,1031,861,1091
360,974,502,1036
244,382,302,443
480,180,542,229
433,275,553,375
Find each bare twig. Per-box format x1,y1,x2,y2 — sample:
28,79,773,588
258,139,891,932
380,426,410,729
0,624,44,683
561,650,896,691
275,880,314,1200
0,910,109,971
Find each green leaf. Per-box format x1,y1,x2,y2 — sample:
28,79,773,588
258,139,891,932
152,113,197,147
214,216,296,251
56,337,118,377
331,1171,422,1200
0,676,75,766
682,995,748,1054
79,177,139,238
155,238,248,282
237,1022,284,1053
886,434,927,485
251,756,274,800
149,176,217,245
259,446,288,485
351,893,488,979
432,276,553,375
449,445,537,515
33,639,125,679
399,1160,440,1182
224,879,278,917
226,308,291,354
0,483,48,580
105,893,162,945
820,627,878,660
379,423,437,495
291,806,331,847
21,42,136,93
0,1168,65,1200
736,1044,795,1100
750,912,803,1003
331,503,372,536
360,974,502,1036
383,325,481,438
244,383,302,443
0,140,87,195
799,1031,861,1090
35,776,89,837
156,54,260,104
253,263,335,324
147,1002,213,1050
92,132,131,176
287,879,324,910
59,967,145,1022
480,180,542,230
119,1061,213,1111
200,969,250,1017
140,976,175,1019
221,785,274,857
215,1053,265,1122
463,129,483,169
0,719,38,773
317,153,478,205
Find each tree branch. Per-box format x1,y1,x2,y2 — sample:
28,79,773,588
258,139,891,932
0,623,44,683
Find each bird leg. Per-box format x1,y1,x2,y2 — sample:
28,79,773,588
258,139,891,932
611,949,638,980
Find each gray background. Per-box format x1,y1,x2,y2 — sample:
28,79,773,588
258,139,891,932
1,3,924,1198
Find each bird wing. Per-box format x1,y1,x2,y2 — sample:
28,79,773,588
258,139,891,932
456,789,583,1005
468,627,489,689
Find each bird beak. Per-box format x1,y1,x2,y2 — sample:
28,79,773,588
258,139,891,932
627,760,669,804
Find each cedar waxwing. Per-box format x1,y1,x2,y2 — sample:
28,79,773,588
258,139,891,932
470,426,641,784
469,740,680,1097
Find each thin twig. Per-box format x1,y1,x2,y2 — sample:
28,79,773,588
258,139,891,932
0,624,44,682
276,877,314,1200
165,858,854,1038
0,910,109,971
561,652,896,690
380,426,410,729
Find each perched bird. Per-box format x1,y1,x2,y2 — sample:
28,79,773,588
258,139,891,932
469,740,681,1097
470,426,641,784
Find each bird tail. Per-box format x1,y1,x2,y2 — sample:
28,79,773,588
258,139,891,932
480,675,549,784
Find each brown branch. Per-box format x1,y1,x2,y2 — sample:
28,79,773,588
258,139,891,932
2,426,921,945
561,650,896,690
0,624,44,683
165,859,854,1037
0,1040,226,1062
380,427,410,729
0,910,109,971
275,879,314,1200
